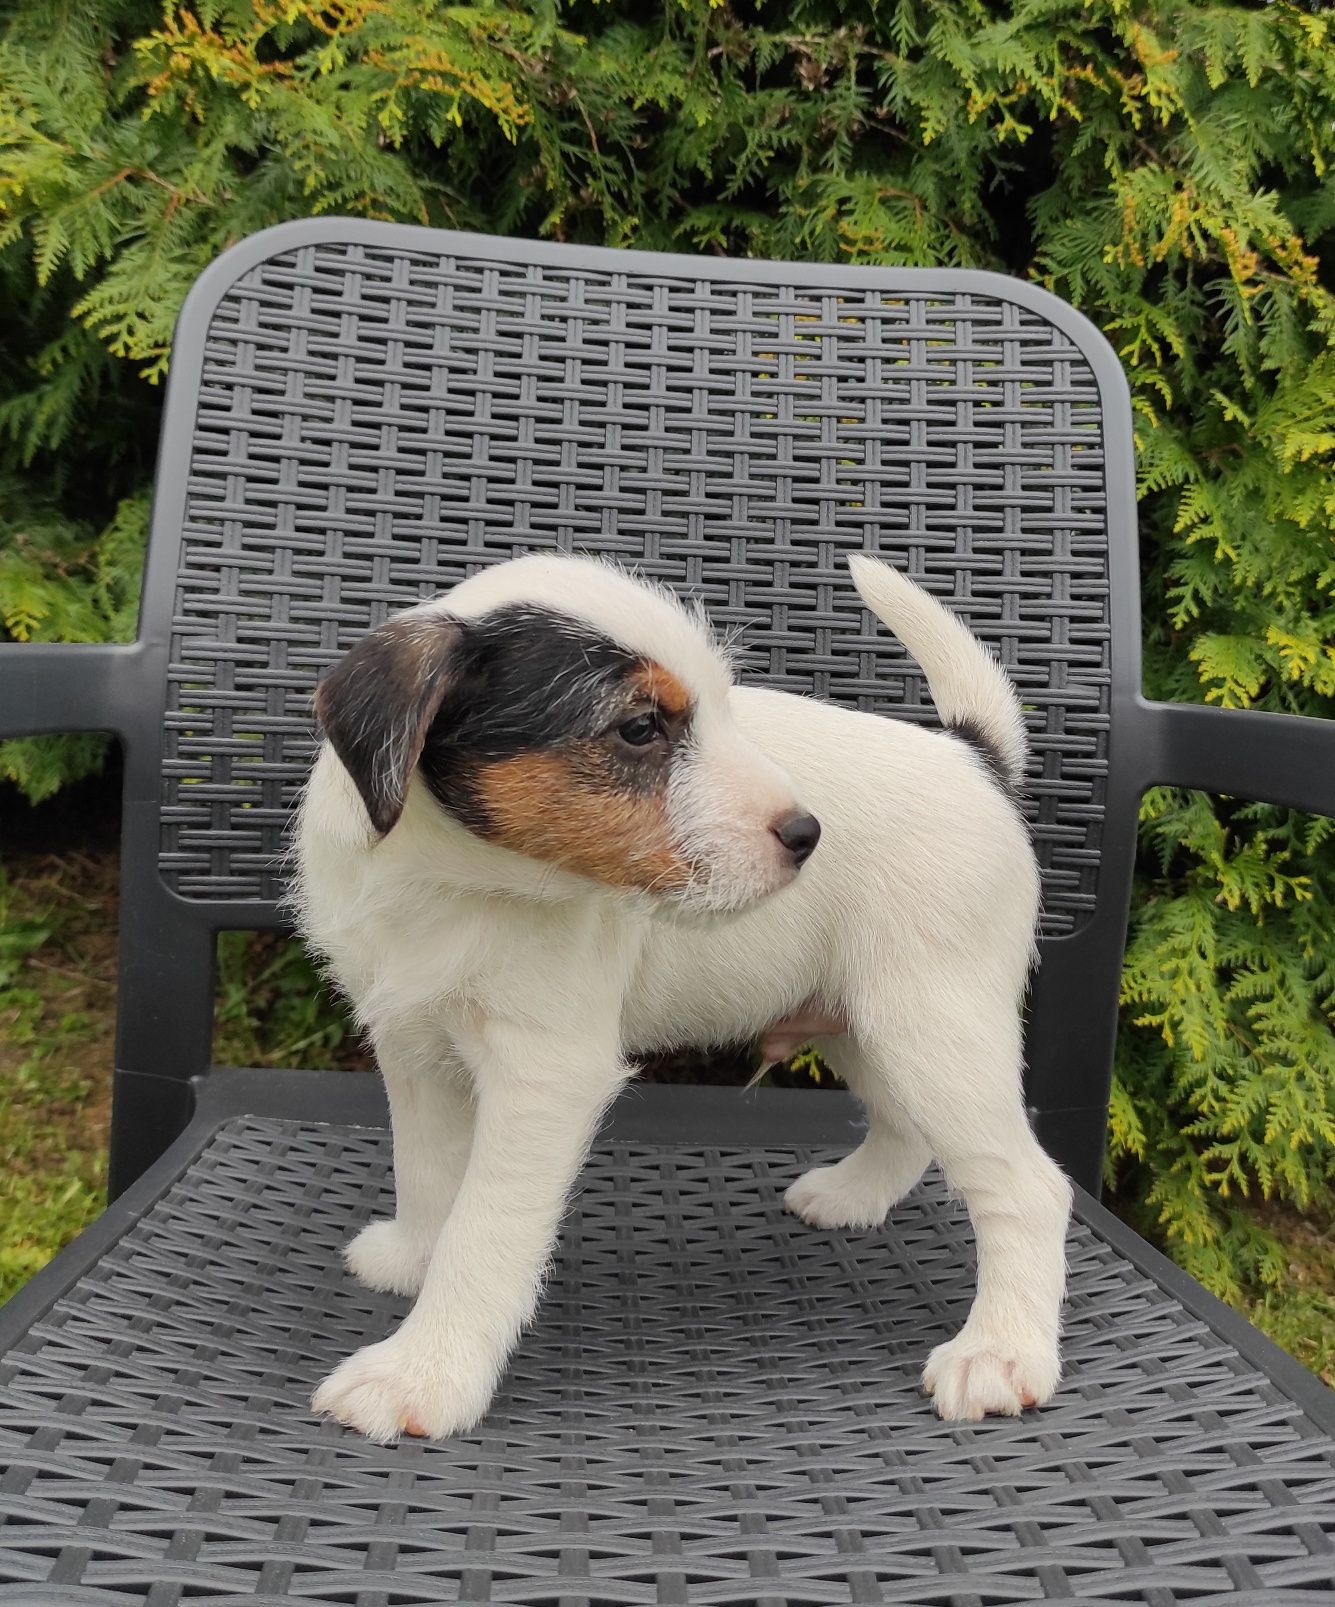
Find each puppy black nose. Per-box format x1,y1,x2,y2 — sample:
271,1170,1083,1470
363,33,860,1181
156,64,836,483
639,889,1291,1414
773,811,821,867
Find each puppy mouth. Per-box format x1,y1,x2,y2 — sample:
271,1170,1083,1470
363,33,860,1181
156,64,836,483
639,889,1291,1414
657,804,818,915
653,857,803,918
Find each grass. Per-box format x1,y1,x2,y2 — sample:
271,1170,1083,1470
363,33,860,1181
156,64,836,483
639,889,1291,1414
1,811,1331,1384
1235,1204,1335,1385
0,850,115,1301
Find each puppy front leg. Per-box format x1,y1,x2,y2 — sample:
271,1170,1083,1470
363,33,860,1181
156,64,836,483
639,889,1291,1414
344,1027,474,1299
313,1021,629,1443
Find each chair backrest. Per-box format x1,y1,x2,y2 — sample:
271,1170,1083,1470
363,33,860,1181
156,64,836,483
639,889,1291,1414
120,221,1142,1190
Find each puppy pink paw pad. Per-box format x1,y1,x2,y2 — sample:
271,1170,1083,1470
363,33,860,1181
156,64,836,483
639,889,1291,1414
312,1337,493,1444
922,1335,1059,1421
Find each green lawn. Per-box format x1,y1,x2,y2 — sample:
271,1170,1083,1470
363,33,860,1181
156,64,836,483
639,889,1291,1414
0,851,113,1300
2,843,1331,1386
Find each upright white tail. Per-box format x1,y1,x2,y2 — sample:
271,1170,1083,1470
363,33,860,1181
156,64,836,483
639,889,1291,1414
848,554,1028,790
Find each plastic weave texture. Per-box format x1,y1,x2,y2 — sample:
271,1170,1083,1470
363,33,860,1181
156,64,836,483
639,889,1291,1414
163,241,1112,936
2,1118,1331,1605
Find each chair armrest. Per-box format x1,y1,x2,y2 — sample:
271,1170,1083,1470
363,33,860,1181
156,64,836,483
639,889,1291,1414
1135,698,1335,817
0,642,149,739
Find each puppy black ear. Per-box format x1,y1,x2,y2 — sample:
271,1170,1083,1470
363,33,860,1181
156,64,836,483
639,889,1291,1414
314,614,465,836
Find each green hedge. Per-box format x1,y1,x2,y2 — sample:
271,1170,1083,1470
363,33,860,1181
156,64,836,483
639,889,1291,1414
3,0,1333,1295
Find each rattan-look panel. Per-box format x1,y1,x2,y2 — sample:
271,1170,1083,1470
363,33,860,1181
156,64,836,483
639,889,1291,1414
1,1119,1331,1603
163,242,1112,934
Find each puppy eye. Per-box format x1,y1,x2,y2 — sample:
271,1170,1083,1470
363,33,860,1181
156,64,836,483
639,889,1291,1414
616,712,661,748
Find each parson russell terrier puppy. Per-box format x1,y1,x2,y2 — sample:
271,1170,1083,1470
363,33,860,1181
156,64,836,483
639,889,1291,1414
293,554,1072,1443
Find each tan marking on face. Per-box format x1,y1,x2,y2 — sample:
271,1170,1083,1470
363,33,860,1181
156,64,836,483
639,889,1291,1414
475,749,694,892
629,661,692,721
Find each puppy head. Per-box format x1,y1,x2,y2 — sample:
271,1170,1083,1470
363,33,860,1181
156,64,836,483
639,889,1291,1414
314,558,818,913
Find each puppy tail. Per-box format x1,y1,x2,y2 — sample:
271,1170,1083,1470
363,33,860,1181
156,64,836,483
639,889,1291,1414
847,554,1028,790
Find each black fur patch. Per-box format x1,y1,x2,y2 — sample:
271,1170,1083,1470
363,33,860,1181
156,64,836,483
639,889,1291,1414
947,716,1017,794
418,606,657,830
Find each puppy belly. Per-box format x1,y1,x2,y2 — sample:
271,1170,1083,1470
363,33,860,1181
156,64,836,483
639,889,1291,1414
620,920,823,1056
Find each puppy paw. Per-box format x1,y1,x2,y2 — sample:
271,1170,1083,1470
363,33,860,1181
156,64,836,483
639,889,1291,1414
786,1137,930,1231
344,1219,433,1298
784,1163,893,1230
312,1335,494,1443
922,1331,1060,1420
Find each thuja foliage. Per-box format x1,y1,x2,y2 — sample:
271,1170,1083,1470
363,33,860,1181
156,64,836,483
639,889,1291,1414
3,0,1333,1293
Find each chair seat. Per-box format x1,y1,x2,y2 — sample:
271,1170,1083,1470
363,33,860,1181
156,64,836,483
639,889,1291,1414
2,1087,1333,1604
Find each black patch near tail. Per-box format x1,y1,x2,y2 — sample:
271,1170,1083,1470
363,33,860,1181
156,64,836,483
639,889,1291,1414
947,716,1018,795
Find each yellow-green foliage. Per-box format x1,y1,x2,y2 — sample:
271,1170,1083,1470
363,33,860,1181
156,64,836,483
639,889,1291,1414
3,0,1333,1292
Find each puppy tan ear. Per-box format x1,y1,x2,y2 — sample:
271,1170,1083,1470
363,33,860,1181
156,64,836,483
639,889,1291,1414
314,615,465,836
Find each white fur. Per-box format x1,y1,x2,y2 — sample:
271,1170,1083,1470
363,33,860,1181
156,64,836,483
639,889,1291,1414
845,554,1030,787
297,555,1071,1441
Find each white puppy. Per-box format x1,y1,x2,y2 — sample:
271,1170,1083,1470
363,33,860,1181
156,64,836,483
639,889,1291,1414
294,554,1071,1442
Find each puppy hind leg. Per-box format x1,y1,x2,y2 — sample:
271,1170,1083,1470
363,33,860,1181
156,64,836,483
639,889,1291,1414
345,1027,475,1299
783,1039,932,1230
865,996,1072,1420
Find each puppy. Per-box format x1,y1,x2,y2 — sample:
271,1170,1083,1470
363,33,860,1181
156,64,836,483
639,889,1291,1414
294,554,1071,1442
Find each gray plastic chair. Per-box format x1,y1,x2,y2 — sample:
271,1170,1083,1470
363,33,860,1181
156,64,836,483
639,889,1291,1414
2,222,1333,1604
